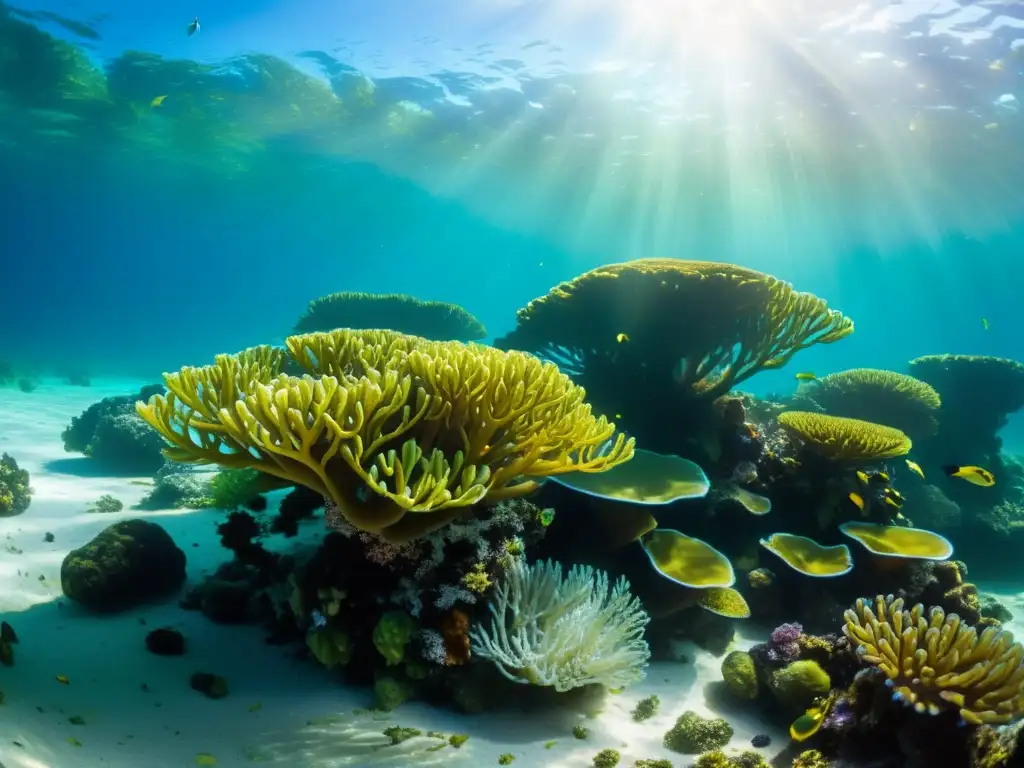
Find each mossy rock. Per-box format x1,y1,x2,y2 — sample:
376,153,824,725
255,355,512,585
721,650,758,700
61,519,186,612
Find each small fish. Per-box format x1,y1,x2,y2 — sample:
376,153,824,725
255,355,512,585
883,495,901,509
981,317,990,330
150,95,167,108
876,471,890,483
614,413,623,419
55,675,69,685
943,465,995,487
905,459,925,480
848,492,865,511
856,470,870,486
989,59,1004,71
538,507,556,527
195,754,217,766
790,693,836,742
984,123,999,131
187,16,200,36
67,737,82,747
616,333,629,343
795,372,816,381
310,610,327,629
248,702,262,712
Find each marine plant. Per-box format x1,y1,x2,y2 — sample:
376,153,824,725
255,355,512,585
777,411,912,461
842,594,1024,725
293,291,487,341
469,558,650,692
721,650,758,700
137,329,633,542
805,368,941,439
663,710,734,754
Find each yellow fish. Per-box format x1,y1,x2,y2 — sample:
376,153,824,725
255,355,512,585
790,692,836,742
150,95,168,107
795,372,816,381
848,492,865,512
885,488,904,506
984,124,998,131
67,737,82,747
195,754,218,766
905,459,925,480
943,465,995,487
990,59,1004,71
616,333,629,343
55,675,69,685
856,470,870,486
982,317,990,330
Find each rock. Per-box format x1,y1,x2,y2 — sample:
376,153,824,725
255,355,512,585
60,520,186,612
190,672,228,699
146,628,186,656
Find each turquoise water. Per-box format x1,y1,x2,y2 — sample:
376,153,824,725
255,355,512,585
4,1,1024,765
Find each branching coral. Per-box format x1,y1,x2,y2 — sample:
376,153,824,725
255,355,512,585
469,558,650,692
293,291,486,341
778,411,912,461
842,594,1024,725
806,368,941,439
496,258,853,402
137,330,633,542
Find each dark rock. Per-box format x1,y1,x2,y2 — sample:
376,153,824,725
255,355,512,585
60,519,186,612
190,672,228,699
199,580,254,624
751,733,771,748
43,532,54,543
146,627,186,656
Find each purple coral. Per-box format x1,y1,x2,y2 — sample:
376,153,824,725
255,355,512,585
768,622,803,662
824,698,855,732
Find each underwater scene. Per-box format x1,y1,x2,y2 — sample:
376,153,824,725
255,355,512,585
4,0,1024,766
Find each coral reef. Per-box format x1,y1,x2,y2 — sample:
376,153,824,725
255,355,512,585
62,384,167,473
663,710,734,754
0,453,32,517
137,329,633,542
843,594,1024,724
801,368,941,439
494,258,852,458
293,291,487,341
61,519,186,612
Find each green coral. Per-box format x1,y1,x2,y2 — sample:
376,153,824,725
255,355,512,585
721,650,758,700
663,711,733,754
593,749,621,767
383,726,421,745
88,495,124,514
573,724,590,739
208,468,267,509
635,761,673,768
498,754,515,765
792,750,828,768
461,562,493,594
770,660,831,708
373,611,417,666
0,454,32,517
306,628,351,669
449,734,469,748
373,675,414,711
632,694,660,722
694,751,769,768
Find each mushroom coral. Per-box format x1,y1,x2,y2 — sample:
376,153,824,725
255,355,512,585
778,411,912,462
136,329,634,542
805,368,941,439
293,291,487,342
843,594,1024,725
494,259,853,453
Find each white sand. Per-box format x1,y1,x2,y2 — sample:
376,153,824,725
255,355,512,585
0,381,786,768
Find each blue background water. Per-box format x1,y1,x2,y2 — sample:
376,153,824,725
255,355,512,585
1,0,1023,446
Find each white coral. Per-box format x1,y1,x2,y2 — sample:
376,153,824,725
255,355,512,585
469,559,650,692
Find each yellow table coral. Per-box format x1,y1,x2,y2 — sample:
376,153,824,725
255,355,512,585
136,330,634,542
843,594,1024,725
778,411,912,461
806,368,941,439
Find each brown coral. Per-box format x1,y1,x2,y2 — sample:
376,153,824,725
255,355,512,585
778,411,912,461
440,608,471,666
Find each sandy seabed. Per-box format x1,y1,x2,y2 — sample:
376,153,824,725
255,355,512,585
0,381,787,768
